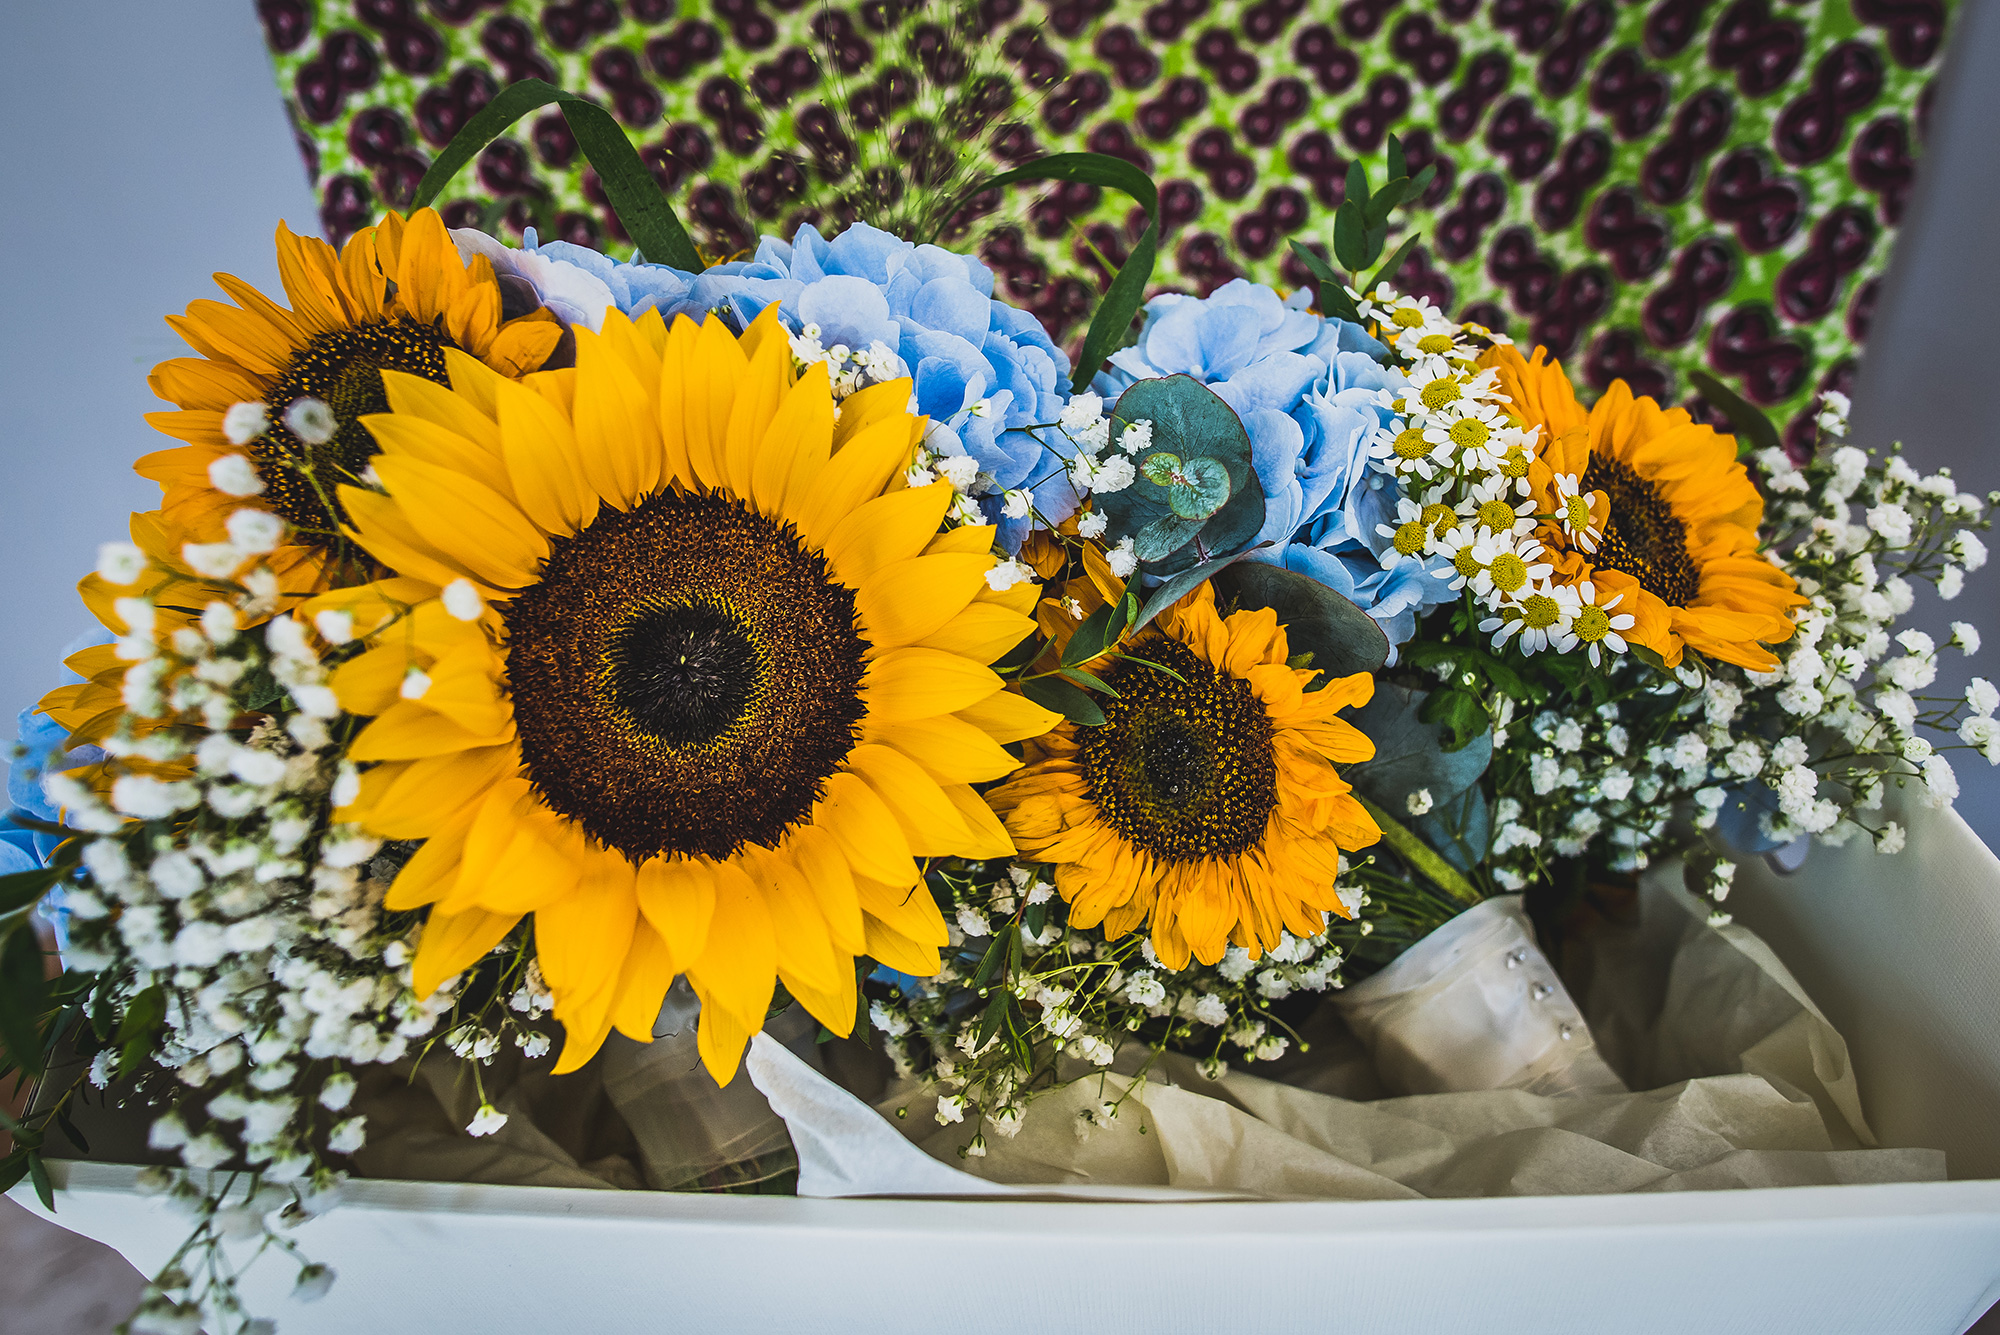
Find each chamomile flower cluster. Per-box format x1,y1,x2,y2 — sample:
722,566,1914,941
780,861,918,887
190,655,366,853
1457,422,1995,919
1356,287,1627,666
862,859,1361,1148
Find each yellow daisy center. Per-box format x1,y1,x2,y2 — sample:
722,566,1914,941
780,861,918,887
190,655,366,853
1565,493,1595,530
1476,498,1518,532
1393,428,1432,460
1392,520,1428,556
1498,447,1530,479
1453,547,1484,577
1419,377,1462,411
1573,604,1613,642
1417,333,1455,354
1080,640,1275,861
1448,417,1490,451
504,490,866,861
1489,553,1529,591
1520,593,1561,629
1391,307,1426,328
1422,502,1457,536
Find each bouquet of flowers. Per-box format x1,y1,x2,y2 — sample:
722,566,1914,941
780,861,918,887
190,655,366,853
2,29,1989,1332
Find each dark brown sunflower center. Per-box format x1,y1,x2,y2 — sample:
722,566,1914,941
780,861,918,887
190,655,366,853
252,318,452,533
1583,454,1701,607
1079,639,1276,862
503,490,868,863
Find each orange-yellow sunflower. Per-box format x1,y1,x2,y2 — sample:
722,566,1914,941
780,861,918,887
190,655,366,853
986,555,1380,971
140,208,562,560
309,303,1059,1082
1483,344,1806,672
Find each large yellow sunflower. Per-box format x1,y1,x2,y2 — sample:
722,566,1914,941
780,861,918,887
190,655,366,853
987,557,1380,971
1484,345,1805,672
308,304,1059,1082
140,208,561,558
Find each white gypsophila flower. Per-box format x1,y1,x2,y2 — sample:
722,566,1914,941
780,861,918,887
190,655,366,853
1405,787,1434,816
327,1116,368,1155
1771,736,1811,768
935,453,980,492
1599,767,1634,801
293,1264,335,1303
1528,753,1560,794
1552,719,1584,753
1000,489,1031,520
96,541,148,585
1865,504,1914,546
1191,994,1229,1026
954,904,990,939
283,396,337,445
1216,946,1254,983
222,400,270,445
208,454,266,497
1922,754,1959,807
1105,537,1139,578
319,1072,357,1111
1954,530,1988,571
1604,723,1629,756
1902,736,1935,763
440,578,485,622
1119,419,1154,455
111,775,198,820
934,1093,967,1125
1123,972,1166,1007
1939,566,1966,600
1091,455,1137,493
466,1104,509,1137
1875,822,1907,854
1058,393,1104,436
1875,688,1918,732
1952,622,1982,655
1075,509,1108,539
1960,716,2000,764
519,1032,552,1059
984,558,1035,592
226,508,286,556
1724,740,1764,777
313,609,355,645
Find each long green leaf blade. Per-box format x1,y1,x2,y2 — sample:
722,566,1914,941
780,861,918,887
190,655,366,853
409,78,702,273
970,153,1161,393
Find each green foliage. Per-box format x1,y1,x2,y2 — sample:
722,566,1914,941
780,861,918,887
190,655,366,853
1688,370,1781,460
1098,375,1264,571
1288,133,1438,326
972,153,1160,394
1216,562,1391,679
410,78,703,272
1019,675,1106,727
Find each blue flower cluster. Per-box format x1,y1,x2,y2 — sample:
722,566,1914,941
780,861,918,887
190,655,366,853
1093,280,1457,649
3,636,111,953
462,222,1079,548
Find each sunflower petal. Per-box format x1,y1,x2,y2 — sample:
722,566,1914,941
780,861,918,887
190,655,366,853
635,855,716,975
412,905,520,999
684,860,776,1032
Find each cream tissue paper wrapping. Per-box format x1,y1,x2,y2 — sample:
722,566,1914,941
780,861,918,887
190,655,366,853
746,871,1942,1200
352,864,1943,1199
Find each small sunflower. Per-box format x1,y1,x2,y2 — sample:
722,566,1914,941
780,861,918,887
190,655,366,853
141,209,562,557
312,304,1058,1082
1483,344,1805,672
987,561,1380,970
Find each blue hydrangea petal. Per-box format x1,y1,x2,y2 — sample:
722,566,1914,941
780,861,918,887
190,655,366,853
911,278,991,347
797,275,898,351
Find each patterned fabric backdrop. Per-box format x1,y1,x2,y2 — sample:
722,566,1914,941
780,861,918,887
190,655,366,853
257,0,1953,447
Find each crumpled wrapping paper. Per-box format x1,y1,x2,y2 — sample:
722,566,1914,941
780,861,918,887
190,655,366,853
748,871,1943,1199
354,866,1944,1200
353,980,820,1191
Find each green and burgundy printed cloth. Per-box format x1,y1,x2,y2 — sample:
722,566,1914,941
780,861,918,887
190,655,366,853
257,0,1953,445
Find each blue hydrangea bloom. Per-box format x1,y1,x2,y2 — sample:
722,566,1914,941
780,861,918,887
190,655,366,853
1093,280,1458,650
666,223,1078,545
459,222,1081,550
3,633,113,953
